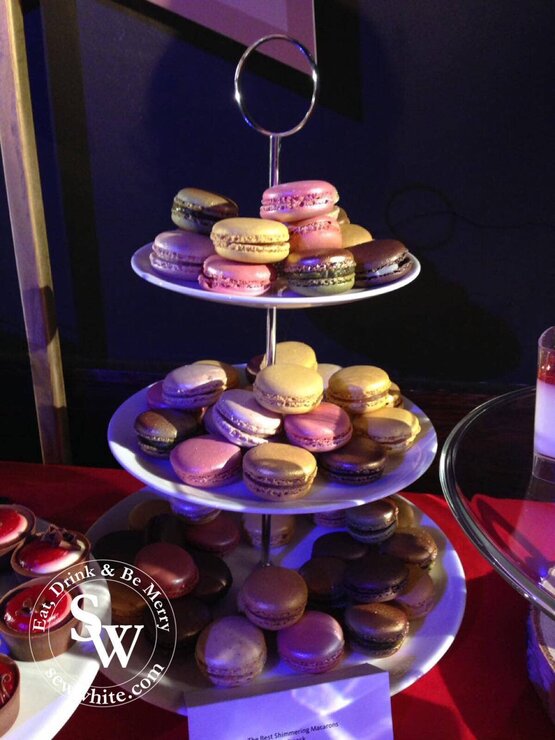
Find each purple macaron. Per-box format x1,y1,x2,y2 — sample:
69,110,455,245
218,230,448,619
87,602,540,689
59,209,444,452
170,434,242,488
204,389,282,447
277,611,345,673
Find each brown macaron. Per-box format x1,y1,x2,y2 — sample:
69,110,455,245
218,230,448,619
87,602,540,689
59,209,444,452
345,602,409,657
239,565,308,631
343,552,409,603
349,238,412,287
319,437,386,486
380,527,438,570
345,498,399,544
133,408,198,457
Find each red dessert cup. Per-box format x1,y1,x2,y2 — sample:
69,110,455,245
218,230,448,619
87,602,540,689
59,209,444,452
0,505,36,571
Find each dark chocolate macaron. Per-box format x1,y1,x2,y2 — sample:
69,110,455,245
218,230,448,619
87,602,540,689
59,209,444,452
345,498,399,544
299,556,347,612
183,513,241,557
92,530,145,568
190,551,233,604
134,409,198,457
344,602,409,657
343,552,409,603
319,437,386,485
380,527,438,570
145,513,187,547
135,542,199,599
311,532,369,562
349,239,412,287
143,595,212,652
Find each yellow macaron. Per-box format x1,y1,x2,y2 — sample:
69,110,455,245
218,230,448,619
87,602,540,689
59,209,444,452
253,363,323,415
326,365,391,414
211,217,290,264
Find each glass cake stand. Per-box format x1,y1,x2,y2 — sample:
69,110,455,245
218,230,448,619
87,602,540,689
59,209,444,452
440,386,555,619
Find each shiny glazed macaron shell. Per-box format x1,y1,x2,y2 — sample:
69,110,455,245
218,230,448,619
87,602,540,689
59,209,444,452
170,435,242,488
199,254,277,295
277,611,345,673
149,230,215,280
349,238,412,287
253,364,324,415
345,602,409,657
182,512,241,556
242,443,317,501
345,498,399,543
260,180,339,223
298,557,347,611
211,217,290,264
380,527,438,570
326,365,391,414
284,401,353,452
239,565,308,630
171,187,238,233
392,566,436,619
195,615,266,687
134,542,199,599
344,552,409,603
353,407,421,453
319,437,387,485
162,364,227,410
283,249,355,296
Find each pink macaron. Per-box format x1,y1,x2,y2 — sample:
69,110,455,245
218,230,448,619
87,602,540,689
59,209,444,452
170,434,242,488
260,180,339,223
204,389,282,447
199,254,277,296
277,611,345,674
288,214,342,253
284,401,353,452
149,229,215,281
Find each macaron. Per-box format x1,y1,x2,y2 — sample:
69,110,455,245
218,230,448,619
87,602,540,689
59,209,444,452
344,602,409,657
108,581,147,625
261,340,318,371
380,527,438,570
242,443,317,501
284,401,353,452
170,434,242,488
260,180,339,223
162,364,228,410
190,551,233,604
239,565,308,630
311,532,368,561
335,206,350,225
313,510,347,529
345,498,399,544
391,495,417,528
133,408,198,457
206,389,282,447
288,214,342,253
316,363,343,390
384,381,403,408
211,217,290,264
340,223,373,249
182,512,241,557
192,359,241,389
392,566,436,619
92,529,145,566
199,254,277,296
242,513,295,549
135,542,199,599
145,513,187,547
319,437,387,485
169,499,221,525
143,595,211,652
353,407,421,454
127,498,172,531
326,365,391,414
195,615,266,687
171,187,238,233
253,364,323,415
277,611,345,674
349,238,413,287
283,249,356,297
298,557,347,611
149,229,215,281
343,552,409,603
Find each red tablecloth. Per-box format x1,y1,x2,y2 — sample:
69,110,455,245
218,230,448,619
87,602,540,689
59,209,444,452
0,461,551,739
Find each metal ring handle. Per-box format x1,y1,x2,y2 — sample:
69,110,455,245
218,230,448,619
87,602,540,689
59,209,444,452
234,34,319,138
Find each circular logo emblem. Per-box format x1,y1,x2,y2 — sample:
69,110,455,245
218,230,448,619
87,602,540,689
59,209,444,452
31,559,177,707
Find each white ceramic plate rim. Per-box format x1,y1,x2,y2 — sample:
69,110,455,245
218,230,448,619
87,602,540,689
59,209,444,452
108,387,437,515
131,244,421,309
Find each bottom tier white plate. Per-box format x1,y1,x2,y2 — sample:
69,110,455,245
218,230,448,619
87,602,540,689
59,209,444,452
86,489,466,714
1,520,107,740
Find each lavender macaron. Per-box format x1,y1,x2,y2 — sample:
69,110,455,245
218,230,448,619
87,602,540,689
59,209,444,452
170,434,242,488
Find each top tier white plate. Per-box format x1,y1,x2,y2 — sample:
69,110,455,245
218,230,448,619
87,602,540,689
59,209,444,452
131,244,421,310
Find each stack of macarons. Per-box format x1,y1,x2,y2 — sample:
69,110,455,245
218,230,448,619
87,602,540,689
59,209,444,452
149,187,239,282
131,343,422,499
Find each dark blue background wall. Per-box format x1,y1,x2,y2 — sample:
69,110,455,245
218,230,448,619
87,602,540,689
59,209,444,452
3,0,555,387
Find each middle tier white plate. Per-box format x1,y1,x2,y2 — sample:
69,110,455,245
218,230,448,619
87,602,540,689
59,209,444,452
108,386,437,514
